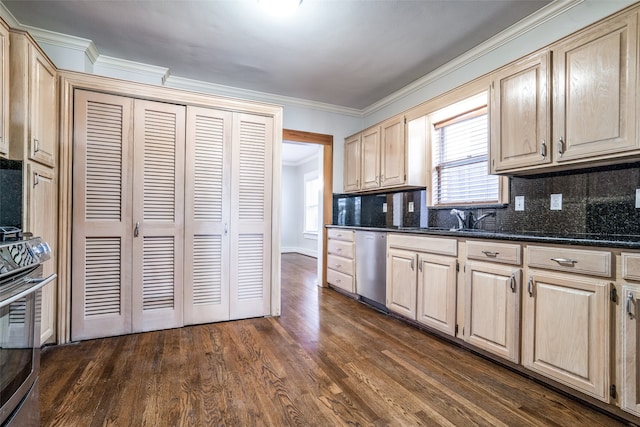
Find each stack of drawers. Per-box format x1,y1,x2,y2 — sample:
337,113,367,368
326,229,355,293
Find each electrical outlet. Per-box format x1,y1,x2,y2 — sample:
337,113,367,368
515,196,525,212
550,193,562,211
408,201,415,213
382,202,388,213
636,189,640,209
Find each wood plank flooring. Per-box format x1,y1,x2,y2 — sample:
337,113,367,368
40,253,629,426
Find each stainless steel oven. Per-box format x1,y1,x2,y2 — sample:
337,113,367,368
0,236,55,426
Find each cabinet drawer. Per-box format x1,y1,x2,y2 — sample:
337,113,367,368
622,252,640,281
466,240,521,265
387,233,457,257
328,239,355,258
327,268,354,293
327,254,354,276
527,245,611,278
327,228,355,242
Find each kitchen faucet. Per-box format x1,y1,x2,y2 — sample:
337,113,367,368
450,209,466,230
470,211,496,229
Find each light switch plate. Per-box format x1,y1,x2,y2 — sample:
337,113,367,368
550,193,562,211
408,201,415,213
515,196,525,211
382,202,388,213
636,189,640,209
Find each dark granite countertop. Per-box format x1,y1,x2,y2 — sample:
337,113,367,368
326,225,640,250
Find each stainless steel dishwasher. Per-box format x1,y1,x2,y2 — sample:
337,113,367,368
355,230,387,311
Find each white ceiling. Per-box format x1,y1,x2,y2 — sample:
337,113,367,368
2,0,552,110
282,141,320,165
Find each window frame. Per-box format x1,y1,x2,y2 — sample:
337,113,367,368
303,171,320,235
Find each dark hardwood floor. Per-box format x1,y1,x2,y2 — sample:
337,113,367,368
40,253,627,426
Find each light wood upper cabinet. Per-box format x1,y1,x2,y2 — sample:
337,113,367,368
522,271,610,402
9,31,58,167
553,10,638,163
621,284,640,417
490,8,640,174
490,51,551,173
380,116,405,187
0,23,8,157
343,133,361,192
361,126,381,190
465,262,521,363
343,114,425,193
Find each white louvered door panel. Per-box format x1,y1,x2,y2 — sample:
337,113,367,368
71,90,134,341
230,113,273,319
184,107,231,324
131,100,185,333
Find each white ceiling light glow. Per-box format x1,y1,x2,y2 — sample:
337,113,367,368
258,0,302,17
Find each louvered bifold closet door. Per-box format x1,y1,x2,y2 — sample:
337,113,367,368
131,100,185,333
71,90,134,341
230,113,273,319
184,107,231,324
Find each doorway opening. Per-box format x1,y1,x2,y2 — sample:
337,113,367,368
281,129,333,287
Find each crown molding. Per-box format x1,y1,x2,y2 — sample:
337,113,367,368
0,2,21,28
23,25,100,62
94,55,171,83
164,75,363,117
361,0,586,116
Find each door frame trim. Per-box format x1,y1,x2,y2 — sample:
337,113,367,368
283,129,333,287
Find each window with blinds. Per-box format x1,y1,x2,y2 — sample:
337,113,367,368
431,94,498,206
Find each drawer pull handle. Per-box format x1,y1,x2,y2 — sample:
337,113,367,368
336,264,342,268
510,272,516,293
482,250,499,257
527,277,534,297
540,140,547,158
627,292,635,319
550,257,577,265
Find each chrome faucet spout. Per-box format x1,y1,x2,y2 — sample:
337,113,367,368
450,209,466,230
471,211,496,229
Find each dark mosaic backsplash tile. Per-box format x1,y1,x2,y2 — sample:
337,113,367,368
0,159,23,229
333,162,640,237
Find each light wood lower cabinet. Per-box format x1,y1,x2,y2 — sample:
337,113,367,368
621,284,640,417
417,253,457,336
522,271,610,402
386,234,458,336
326,229,355,293
26,163,57,345
464,262,521,363
386,248,417,319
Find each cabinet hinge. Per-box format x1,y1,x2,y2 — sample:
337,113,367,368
455,324,459,335
610,384,617,399
610,286,618,303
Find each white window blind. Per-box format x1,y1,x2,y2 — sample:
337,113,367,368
431,105,499,206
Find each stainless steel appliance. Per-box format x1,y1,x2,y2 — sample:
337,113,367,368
355,230,387,311
0,230,55,426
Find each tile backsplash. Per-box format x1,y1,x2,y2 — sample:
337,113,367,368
333,162,640,236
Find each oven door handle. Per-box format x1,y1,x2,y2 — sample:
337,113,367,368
0,273,57,308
